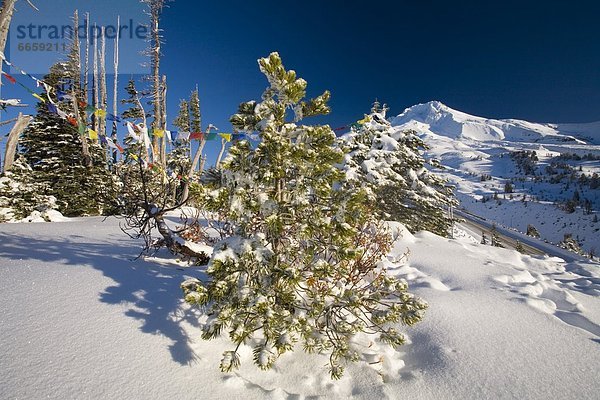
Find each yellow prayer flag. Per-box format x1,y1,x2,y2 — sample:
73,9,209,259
357,115,371,124
94,109,107,118
88,129,98,140
219,133,232,142
32,93,46,103
154,129,164,138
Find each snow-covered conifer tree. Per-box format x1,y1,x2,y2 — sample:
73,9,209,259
339,105,456,237
182,52,427,379
19,62,118,216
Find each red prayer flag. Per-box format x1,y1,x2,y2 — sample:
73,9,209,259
189,132,203,140
2,72,16,84
67,116,78,127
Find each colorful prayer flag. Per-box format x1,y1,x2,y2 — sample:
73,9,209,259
57,108,68,119
56,90,72,102
126,122,141,142
189,132,203,140
178,131,190,141
357,115,371,124
106,114,121,122
154,129,165,138
219,133,232,142
141,126,151,149
88,129,98,140
32,93,46,103
94,109,107,118
105,137,124,153
2,72,16,84
85,105,96,113
206,132,218,141
67,116,78,127
47,103,58,115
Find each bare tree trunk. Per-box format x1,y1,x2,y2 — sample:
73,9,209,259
3,113,31,172
83,13,90,100
71,11,81,92
0,0,17,128
189,139,206,174
215,138,227,168
0,0,37,172
160,74,167,166
69,11,90,167
149,1,163,165
111,15,120,164
180,139,206,202
72,92,92,167
92,23,99,132
99,26,107,138
0,0,17,53
199,154,207,174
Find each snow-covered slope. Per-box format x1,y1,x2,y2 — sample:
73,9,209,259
388,101,600,255
391,101,598,144
1,218,599,399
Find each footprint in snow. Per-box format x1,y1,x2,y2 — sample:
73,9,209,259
493,270,600,341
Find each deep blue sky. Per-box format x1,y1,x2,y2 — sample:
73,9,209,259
160,0,600,126
2,0,600,163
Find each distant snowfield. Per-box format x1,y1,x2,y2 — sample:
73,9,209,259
390,101,600,254
1,217,599,399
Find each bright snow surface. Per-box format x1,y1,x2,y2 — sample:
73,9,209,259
1,217,599,399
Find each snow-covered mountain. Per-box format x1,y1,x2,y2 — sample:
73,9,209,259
391,101,599,144
388,101,600,255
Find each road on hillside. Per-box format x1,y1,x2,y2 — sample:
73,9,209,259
457,216,546,257
454,209,591,263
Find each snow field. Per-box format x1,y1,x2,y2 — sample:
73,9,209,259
1,217,599,399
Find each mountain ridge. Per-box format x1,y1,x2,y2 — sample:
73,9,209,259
390,101,599,144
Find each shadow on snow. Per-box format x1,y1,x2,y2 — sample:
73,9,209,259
0,220,206,366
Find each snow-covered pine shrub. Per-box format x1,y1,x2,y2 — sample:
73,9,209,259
182,52,427,379
526,224,540,238
515,240,526,253
480,231,488,245
490,225,503,247
559,234,583,255
338,106,456,237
